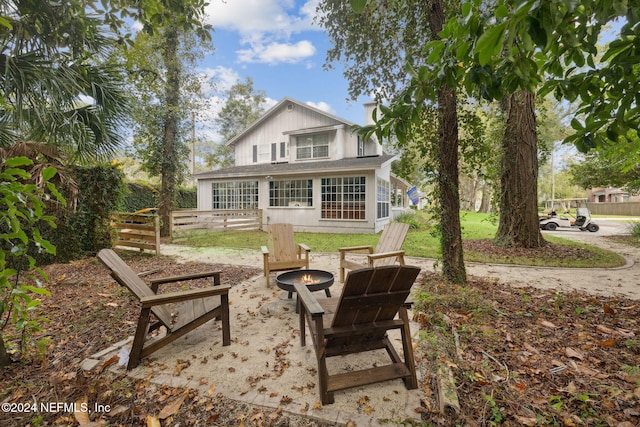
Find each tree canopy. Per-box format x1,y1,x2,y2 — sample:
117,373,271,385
0,0,130,161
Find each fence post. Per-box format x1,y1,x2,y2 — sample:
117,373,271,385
155,215,161,255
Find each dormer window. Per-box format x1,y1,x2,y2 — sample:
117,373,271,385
297,133,329,160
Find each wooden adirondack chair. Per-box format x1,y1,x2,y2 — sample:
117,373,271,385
338,222,409,282
261,223,311,286
295,264,421,404
97,249,231,370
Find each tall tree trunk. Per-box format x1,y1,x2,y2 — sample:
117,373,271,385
430,0,466,284
495,90,545,248
0,333,9,367
160,23,181,237
478,181,491,213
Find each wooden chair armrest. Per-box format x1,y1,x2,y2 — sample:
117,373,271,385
149,270,221,285
293,283,324,318
366,250,405,261
261,245,269,255
140,284,231,308
298,243,311,253
338,245,374,254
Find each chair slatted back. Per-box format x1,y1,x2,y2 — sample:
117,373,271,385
375,222,409,254
97,249,173,327
331,265,420,328
267,224,298,262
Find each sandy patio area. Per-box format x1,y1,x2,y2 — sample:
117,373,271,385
81,230,640,425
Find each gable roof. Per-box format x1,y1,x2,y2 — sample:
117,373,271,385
195,154,396,180
225,97,356,146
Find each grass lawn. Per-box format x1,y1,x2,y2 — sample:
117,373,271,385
171,211,626,268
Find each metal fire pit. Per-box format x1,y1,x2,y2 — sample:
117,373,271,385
275,269,334,313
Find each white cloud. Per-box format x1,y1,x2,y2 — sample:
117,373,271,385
199,66,242,93
206,0,318,35
306,101,335,115
205,0,321,65
237,40,316,64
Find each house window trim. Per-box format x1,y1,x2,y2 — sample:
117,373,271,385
269,179,313,208
211,180,259,210
296,133,330,161
376,177,390,219
320,176,366,221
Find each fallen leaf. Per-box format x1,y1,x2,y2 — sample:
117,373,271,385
514,416,537,426
146,415,161,427
565,347,584,360
105,405,128,417
615,328,635,338
250,412,264,423
603,304,615,315
575,364,610,379
596,324,614,334
540,320,557,329
99,355,119,373
73,397,91,426
596,338,617,347
280,395,293,404
158,392,187,419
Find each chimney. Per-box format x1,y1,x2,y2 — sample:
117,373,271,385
363,102,379,126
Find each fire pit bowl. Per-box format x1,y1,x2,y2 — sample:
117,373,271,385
275,269,334,313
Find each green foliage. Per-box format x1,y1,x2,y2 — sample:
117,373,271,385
569,144,640,193
204,77,267,170
394,212,430,230
435,0,640,153
121,182,195,212
0,1,131,160
122,182,159,212
40,165,126,263
629,222,640,241
0,157,64,364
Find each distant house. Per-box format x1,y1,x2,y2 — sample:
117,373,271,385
588,187,640,203
195,97,412,233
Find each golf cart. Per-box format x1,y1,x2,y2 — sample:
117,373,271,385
539,198,599,232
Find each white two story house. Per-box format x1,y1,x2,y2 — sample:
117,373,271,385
195,97,411,233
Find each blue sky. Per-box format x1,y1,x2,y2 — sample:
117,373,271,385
199,0,371,134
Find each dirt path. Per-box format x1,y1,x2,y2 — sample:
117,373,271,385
462,237,639,299
161,230,640,300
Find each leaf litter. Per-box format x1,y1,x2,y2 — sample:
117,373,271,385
0,246,638,425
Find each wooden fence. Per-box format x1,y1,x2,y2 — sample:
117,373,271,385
110,213,161,255
170,209,262,239
589,202,640,216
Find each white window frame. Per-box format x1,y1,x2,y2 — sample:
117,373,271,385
269,179,313,207
321,176,366,220
297,133,329,160
211,181,258,210
376,178,390,219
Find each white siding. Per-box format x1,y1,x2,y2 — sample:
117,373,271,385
234,102,350,166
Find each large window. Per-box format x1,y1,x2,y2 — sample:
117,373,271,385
321,177,366,220
297,134,329,159
212,181,258,210
269,179,313,207
376,178,390,219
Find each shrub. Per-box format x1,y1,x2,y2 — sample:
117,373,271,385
394,211,431,230
0,157,63,365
